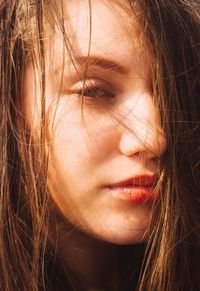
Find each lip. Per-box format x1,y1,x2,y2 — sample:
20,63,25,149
110,175,157,188
108,175,158,204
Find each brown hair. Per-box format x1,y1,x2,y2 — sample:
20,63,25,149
0,0,200,290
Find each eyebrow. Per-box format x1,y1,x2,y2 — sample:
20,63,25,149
73,55,129,75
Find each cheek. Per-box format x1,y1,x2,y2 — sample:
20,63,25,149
47,98,120,170
46,99,120,216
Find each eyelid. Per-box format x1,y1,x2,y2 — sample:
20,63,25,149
70,78,112,92
69,78,116,102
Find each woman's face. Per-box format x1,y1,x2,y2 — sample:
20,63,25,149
23,0,166,244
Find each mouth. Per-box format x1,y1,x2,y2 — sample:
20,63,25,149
107,175,158,204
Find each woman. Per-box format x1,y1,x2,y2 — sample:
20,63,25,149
0,0,200,290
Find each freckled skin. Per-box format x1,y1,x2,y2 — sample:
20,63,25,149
23,0,166,245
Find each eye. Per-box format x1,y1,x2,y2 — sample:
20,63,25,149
71,79,115,102
79,86,114,99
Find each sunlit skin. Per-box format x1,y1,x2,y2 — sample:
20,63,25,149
23,0,166,247
23,1,167,288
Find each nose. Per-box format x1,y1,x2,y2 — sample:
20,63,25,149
119,95,166,159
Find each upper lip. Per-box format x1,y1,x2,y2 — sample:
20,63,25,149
109,175,158,188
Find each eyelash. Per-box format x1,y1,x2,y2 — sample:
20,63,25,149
71,80,115,102
76,86,114,99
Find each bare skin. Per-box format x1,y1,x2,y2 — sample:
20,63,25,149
23,1,165,289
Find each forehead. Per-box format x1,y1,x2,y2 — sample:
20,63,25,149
48,0,142,63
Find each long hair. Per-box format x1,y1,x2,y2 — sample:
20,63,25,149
0,0,200,290
136,1,200,290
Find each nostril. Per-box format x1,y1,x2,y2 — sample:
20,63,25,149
119,129,166,160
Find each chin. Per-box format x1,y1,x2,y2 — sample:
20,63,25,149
106,233,147,245
100,213,151,245
90,227,148,245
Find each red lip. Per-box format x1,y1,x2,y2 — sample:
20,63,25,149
110,175,157,188
108,175,158,204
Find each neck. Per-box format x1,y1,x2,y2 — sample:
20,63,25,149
49,213,144,290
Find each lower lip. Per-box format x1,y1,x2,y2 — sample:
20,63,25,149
108,186,156,204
